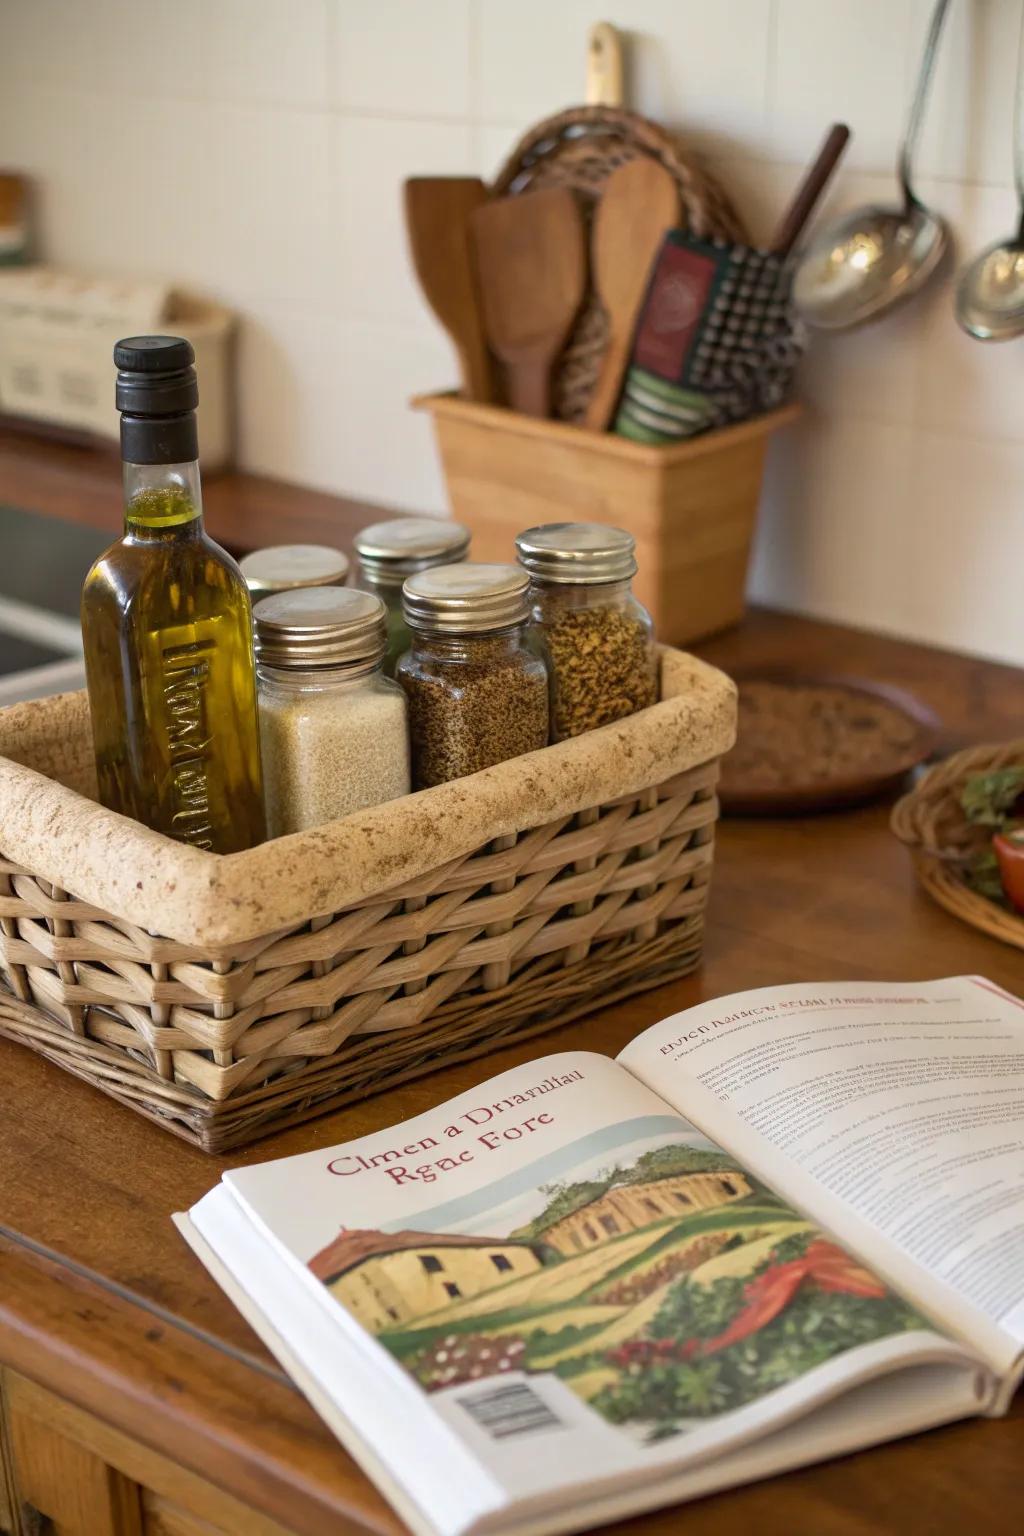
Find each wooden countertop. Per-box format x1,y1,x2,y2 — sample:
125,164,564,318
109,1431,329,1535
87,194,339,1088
0,425,390,554
0,433,1022,1534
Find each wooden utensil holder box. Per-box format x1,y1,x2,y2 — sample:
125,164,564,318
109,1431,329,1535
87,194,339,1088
415,393,800,645
0,649,735,1153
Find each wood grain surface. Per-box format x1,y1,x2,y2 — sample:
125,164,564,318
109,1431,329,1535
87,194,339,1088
471,187,586,418
404,177,494,404
0,442,1021,1533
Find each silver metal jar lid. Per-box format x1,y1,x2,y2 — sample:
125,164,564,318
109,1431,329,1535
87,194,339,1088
253,586,386,670
402,563,530,635
240,543,350,597
515,522,637,584
354,517,470,588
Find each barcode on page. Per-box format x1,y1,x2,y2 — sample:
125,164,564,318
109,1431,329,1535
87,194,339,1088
456,1380,564,1440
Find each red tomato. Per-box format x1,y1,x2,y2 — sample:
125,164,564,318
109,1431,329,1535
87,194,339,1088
994,832,1024,914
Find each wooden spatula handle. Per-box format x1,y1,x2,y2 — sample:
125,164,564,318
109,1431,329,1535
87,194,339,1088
586,22,623,107
586,332,633,432
503,356,552,419
454,339,493,404
769,123,851,255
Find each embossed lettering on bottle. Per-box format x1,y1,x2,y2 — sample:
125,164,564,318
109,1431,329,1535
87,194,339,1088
162,639,215,849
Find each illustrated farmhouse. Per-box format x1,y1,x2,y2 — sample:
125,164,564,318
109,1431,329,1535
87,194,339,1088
308,1229,544,1333
308,1169,752,1332
539,1170,753,1256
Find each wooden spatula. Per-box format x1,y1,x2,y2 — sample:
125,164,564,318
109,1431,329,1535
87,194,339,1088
470,187,586,418
585,158,681,431
404,177,495,403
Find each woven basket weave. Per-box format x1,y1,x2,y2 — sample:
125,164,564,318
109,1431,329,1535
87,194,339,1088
0,648,735,1151
492,105,747,423
891,739,1024,951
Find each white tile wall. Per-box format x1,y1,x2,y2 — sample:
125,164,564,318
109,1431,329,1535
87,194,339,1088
771,0,917,174
3,0,1024,663
331,0,474,118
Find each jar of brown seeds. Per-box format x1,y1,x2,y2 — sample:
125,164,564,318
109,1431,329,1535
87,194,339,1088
516,523,658,741
396,564,549,788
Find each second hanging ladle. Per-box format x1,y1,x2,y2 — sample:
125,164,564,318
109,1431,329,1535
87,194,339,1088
955,2,1024,340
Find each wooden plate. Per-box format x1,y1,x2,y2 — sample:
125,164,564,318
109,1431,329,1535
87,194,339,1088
720,673,941,816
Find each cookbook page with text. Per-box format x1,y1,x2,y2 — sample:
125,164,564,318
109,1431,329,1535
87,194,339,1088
619,977,1024,1373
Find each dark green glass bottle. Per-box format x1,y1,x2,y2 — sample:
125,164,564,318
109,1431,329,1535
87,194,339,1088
81,337,264,853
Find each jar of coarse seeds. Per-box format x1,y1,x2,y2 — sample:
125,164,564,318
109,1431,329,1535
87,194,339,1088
516,523,658,741
254,586,409,837
353,517,470,675
396,564,549,788
239,543,350,598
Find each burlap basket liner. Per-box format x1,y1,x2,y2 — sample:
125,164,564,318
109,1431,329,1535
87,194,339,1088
0,648,735,1150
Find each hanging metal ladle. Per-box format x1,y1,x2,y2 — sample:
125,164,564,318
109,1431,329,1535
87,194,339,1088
792,0,951,330
955,6,1024,340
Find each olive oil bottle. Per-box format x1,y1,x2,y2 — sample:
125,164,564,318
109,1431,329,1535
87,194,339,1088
81,337,264,852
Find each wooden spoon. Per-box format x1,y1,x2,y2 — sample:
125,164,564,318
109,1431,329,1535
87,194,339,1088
470,187,587,418
585,158,681,431
404,177,495,403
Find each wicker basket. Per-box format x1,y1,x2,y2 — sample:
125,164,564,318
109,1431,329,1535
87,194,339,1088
891,740,1024,951
0,648,735,1152
492,105,747,423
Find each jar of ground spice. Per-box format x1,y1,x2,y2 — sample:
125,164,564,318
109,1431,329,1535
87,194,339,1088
396,564,549,788
254,586,410,836
353,517,470,675
516,523,658,741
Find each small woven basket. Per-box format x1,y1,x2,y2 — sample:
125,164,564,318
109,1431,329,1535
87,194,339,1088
492,105,747,423
0,648,735,1151
891,739,1024,951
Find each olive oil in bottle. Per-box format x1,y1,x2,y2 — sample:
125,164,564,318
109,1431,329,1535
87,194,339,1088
81,337,264,852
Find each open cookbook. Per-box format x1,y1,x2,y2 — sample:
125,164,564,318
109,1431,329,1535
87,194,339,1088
177,977,1024,1536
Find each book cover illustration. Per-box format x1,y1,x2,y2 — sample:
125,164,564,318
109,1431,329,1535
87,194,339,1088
307,1131,923,1445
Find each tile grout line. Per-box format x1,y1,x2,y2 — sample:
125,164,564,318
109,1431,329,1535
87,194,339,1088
764,0,780,148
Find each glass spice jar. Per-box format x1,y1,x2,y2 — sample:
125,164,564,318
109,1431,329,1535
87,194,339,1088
353,517,470,676
240,543,349,599
254,586,410,837
396,564,549,789
515,523,658,741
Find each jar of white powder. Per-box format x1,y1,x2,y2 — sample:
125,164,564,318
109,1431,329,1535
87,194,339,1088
254,586,410,837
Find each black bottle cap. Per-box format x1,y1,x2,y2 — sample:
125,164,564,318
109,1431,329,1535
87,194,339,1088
114,335,194,373
115,335,199,464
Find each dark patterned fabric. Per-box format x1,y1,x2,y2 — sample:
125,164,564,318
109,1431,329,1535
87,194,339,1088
615,233,806,443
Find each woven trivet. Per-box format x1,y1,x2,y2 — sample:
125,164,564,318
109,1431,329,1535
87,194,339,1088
721,676,938,815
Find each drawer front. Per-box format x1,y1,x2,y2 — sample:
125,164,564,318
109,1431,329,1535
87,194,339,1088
7,1398,142,1535
0,1384,15,1536
143,1496,225,1535
1,1372,298,1536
